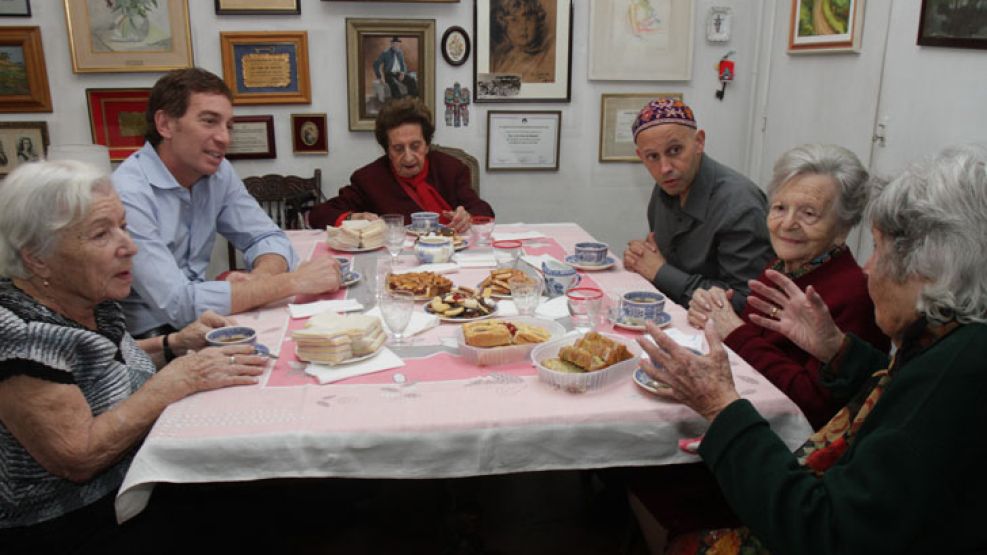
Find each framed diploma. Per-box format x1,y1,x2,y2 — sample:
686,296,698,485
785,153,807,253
220,31,311,105
486,110,561,172
85,88,152,161
226,115,276,160
599,92,682,162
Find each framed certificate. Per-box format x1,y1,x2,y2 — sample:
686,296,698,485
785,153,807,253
86,88,152,161
220,31,311,105
486,110,561,172
226,115,276,160
599,92,682,162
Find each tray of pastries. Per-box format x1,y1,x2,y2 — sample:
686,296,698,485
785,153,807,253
386,271,453,300
477,268,536,298
424,287,498,322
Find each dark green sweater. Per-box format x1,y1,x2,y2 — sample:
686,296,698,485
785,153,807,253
699,324,987,554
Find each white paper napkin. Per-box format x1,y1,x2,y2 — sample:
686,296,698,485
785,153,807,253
641,328,706,353
520,254,559,271
304,347,405,385
455,252,498,268
491,230,546,242
535,296,570,320
288,299,364,319
392,262,459,275
494,298,550,317
364,306,440,337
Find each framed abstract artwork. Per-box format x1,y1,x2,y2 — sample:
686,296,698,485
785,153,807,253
291,113,328,154
788,0,865,53
220,31,311,105
587,0,694,81
345,18,435,131
917,0,987,50
474,0,572,102
64,0,194,72
215,0,300,15
599,92,682,162
86,88,152,161
0,26,51,112
226,115,276,160
0,121,48,177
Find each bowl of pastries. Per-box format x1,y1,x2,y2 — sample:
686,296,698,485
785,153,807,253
456,317,565,366
531,331,643,393
386,271,453,300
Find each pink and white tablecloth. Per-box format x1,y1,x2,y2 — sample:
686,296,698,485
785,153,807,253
116,224,812,522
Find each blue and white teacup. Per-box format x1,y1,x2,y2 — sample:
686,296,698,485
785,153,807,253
205,326,258,347
410,211,440,232
574,242,610,265
620,291,666,325
541,259,581,297
415,235,454,264
334,256,352,275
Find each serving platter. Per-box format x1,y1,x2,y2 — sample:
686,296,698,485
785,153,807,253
424,302,498,323
327,241,384,253
295,342,384,366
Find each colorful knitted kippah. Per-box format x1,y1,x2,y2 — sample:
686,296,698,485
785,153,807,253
631,97,697,140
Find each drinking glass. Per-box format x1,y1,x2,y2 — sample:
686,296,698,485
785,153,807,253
380,290,414,345
566,287,604,333
493,239,523,268
470,215,495,247
509,274,542,316
374,256,393,305
382,213,406,265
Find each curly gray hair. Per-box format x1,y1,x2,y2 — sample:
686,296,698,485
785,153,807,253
768,144,870,236
867,144,987,324
0,160,112,279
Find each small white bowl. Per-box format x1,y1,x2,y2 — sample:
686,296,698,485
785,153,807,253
531,332,643,393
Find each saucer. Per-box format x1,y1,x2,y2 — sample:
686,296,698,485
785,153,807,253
341,270,362,288
564,255,616,271
254,343,271,357
633,368,670,394
612,312,672,331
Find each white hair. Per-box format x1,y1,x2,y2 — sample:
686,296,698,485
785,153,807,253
867,144,987,324
0,160,113,279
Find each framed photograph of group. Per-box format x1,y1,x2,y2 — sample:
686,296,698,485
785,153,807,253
599,93,682,162
0,121,48,177
226,115,276,160
788,0,865,53
220,31,311,105
64,0,193,73
86,88,152,162
486,110,561,171
917,0,987,50
215,0,300,15
345,18,435,131
0,1,31,17
474,0,572,103
0,26,51,113
588,0,693,81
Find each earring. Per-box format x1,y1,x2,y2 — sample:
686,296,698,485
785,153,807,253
42,278,49,287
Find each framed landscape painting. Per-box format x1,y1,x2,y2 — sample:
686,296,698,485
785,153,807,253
0,26,52,112
788,0,865,53
86,88,152,161
0,121,48,177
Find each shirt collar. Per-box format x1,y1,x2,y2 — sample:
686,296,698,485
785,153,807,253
135,142,201,191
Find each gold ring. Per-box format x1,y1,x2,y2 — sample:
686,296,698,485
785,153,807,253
771,306,779,318
228,355,236,365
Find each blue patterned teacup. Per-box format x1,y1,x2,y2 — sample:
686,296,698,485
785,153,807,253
415,235,454,264
541,259,581,297
574,242,610,265
620,291,666,325
205,326,257,347
410,211,440,232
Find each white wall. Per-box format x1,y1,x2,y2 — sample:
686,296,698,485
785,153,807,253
7,0,761,252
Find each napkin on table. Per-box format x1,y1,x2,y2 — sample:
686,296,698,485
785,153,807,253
455,252,498,268
641,328,706,353
535,296,570,320
304,347,405,385
288,299,364,319
491,230,546,242
392,262,459,275
364,306,440,337
520,254,560,272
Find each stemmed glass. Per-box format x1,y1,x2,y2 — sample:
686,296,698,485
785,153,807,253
383,214,406,266
380,290,414,346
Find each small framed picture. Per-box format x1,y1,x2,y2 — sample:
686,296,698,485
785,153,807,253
0,121,48,177
0,26,52,113
441,26,471,66
86,88,152,162
599,93,682,162
291,113,328,154
220,31,311,105
215,0,300,15
788,0,865,54
0,0,31,17
486,110,561,171
227,115,276,160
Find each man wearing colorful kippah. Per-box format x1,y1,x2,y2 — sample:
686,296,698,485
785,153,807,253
623,98,773,313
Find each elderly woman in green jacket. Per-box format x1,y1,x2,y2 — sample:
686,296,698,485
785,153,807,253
640,144,987,554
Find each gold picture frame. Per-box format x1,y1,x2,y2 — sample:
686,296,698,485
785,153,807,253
220,31,311,105
346,18,435,131
63,0,193,73
599,93,682,162
215,0,300,15
0,26,51,112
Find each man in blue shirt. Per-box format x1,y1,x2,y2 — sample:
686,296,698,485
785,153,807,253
373,37,419,100
114,68,341,337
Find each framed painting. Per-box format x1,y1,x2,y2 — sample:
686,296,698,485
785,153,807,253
599,93,682,162
221,31,311,105
291,113,328,154
226,115,276,160
588,0,693,81
788,0,864,53
0,1,31,17
345,18,435,131
86,88,152,162
0,26,51,113
486,110,561,171
323,1,458,3
0,121,48,177
64,0,193,73
917,0,987,50
441,26,471,66
474,0,572,102
215,0,300,14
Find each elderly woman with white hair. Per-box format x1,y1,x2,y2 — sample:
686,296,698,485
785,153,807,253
0,161,266,553
642,144,987,554
688,144,889,429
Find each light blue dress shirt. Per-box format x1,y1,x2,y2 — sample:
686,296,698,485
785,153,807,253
113,143,298,335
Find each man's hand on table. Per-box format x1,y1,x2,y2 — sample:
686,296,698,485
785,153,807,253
443,206,471,234
624,232,666,281
290,257,342,295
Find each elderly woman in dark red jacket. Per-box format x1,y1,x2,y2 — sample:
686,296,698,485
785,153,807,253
688,144,889,429
309,97,494,234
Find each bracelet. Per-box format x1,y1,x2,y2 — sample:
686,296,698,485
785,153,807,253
162,333,177,363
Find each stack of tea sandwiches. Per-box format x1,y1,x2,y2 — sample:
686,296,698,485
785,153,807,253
292,312,387,364
326,219,387,249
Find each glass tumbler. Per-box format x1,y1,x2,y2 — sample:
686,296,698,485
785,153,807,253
509,274,542,317
566,287,604,333
470,215,495,246
492,239,523,268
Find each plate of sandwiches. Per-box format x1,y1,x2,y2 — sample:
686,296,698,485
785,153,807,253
326,219,386,252
386,271,453,301
292,312,388,366
476,268,536,298
424,287,498,322
532,331,643,393
456,317,564,366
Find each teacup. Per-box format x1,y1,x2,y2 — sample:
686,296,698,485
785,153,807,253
574,242,610,265
541,260,581,297
620,291,666,325
415,235,454,264
205,325,258,347
410,211,440,232
334,256,352,275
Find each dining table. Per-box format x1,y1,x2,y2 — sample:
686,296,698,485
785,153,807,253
115,222,813,522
